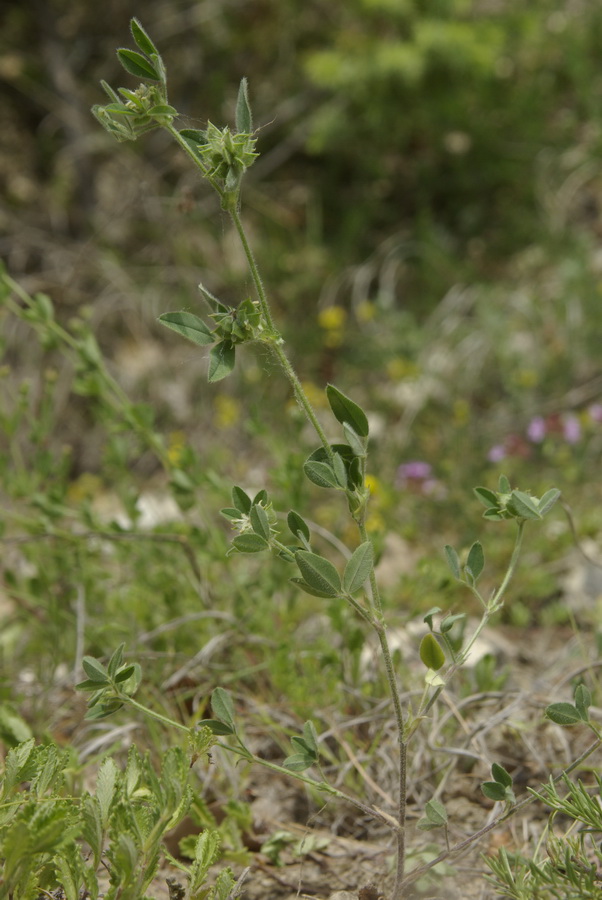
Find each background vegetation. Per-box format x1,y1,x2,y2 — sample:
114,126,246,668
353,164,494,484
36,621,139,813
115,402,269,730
1,1,602,896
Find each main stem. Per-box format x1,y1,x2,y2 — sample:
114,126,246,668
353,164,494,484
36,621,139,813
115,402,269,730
229,204,408,894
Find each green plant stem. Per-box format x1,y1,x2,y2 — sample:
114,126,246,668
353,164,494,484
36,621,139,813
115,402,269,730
220,741,401,833
124,696,190,733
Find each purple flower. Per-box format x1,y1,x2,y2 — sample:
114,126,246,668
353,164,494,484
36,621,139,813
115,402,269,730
397,461,432,481
487,445,507,463
562,414,581,444
526,416,546,443
588,403,602,424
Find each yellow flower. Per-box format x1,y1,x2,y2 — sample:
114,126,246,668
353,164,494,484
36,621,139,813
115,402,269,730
318,305,347,331
67,473,103,503
214,395,241,429
364,474,382,497
167,430,187,465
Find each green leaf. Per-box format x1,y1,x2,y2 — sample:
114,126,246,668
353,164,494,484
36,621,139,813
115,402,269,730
537,488,561,517
342,421,367,458
82,656,109,683
231,485,252,514
130,18,158,57
232,533,268,553
0,706,33,747
343,541,374,594
282,752,314,772
107,643,125,678
508,490,542,520
287,510,310,543
423,607,442,631
158,311,214,346
235,77,253,133
290,577,337,599
491,763,513,787
465,541,485,581
295,551,341,596
197,718,235,736
117,48,160,80
208,340,235,382
332,452,348,488
249,504,271,540
302,720,319,756
545,702,582,726
574,684,591,721
440,612,465,634
498,474,511,493
444,545,461,579
481,781,508,802
474,486,498,508
113,664,137,684
96,757,118,828
303,460,339,489
326,384,369,437
211,687,235,729
419,633,445,671
424,798,448,826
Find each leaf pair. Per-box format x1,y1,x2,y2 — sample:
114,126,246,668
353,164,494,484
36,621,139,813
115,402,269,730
474,475,561,522
292,541,373,599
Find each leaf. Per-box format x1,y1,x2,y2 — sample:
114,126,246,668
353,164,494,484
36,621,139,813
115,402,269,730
508,490,542,520
235,77,253,133
423,607,442,630
440,612,465,634
197,718,235,736
290,577,337,599
302,721,319,756
474,486,498,508
113,664,137,684
287,510,310,543
232,533,268,553
342,422,367,458
96,757,118,828
82,656,109,683
343,541,374,594
491,763,513,787
295,551,341,596
249,504,270,540
419,633,445,671
537,488,561,517
107,643,125,678
332,452,348,488
231,485,252,514
498,474,511,493
282,752,314,772
208,340,235,382
465,541,485,581
130,19,158,57
303,460,339,489
158,311,214,346
424,798,448,826
545,702,582,726
116,48,160,80
211,687,235,729
574,684,591,721
326,384,369,437
444,545,460,579
481,781,508,802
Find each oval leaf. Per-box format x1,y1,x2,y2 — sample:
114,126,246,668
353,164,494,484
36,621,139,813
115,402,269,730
295,551,341,596
303,460,339,489
211,687,235,728
208,340,235,382
290,577,337,599
158,311,214,346
481,781,508,802
419,633,445,671
287,510,310,543
235,77,253,133
249,504,270,540
537,488,561,517
425,798,448,826
130,19,158,57
491,763,513,787
326,384,369,437
232,486,252,514
232,533,268,553
545,702,582,727
444,545,460,579
343,541,374,594
466,541,484,581
508,490,541,520
116,48,160,80
82,657,109,683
